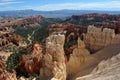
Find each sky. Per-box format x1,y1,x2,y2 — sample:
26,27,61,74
0,0,120,11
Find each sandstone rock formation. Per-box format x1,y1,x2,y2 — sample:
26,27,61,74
83,25,120,52
0,15,44,28
0,70,17,80
66,37,92,76
0,32,22,47
48,23,87,42
18,42,44,74
69,43,120,80
71,13,120,33
0,57,17,80
0,57,5,72
0,51,12,61
40,34,66,80
76,53,120,80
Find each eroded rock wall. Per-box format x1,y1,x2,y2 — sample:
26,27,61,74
83,25,120,52
76,53,120,80
0,57,17,80
66,37,92,76
0,32,22,47
18,42,44,74
40,34,66,80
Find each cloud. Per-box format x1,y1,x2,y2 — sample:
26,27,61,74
0,2,23,6
0,0,10,1
32,1,120,11
0,0,14,2
0,0,23,6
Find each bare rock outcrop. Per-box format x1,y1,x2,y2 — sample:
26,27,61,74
18,42,44,74
76,53,120,80
0,32,22,47
71,14,120,34
0,51,12,61
0,57,17,80
40,34,66,80
48,22,87,43
83,25,120,52
0,70,17,80
66,37,92,76
69,44,120,80
0,15,44,28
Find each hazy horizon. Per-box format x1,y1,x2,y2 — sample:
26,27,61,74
0,0,120,11
0,9,120,12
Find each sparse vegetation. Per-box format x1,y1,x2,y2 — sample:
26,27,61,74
6,45,36,78
6,47,25,73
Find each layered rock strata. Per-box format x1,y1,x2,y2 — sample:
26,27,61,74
0,15,44,28
83,25,120,52
18,42,44,74
40,34,66,80
0,57,17,80
76,53,120,80
71,44,120,80
66,37,92,77
0,32,22,47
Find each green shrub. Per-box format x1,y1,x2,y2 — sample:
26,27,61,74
6,47,25,72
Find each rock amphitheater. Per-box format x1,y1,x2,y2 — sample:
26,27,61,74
0,24,120,80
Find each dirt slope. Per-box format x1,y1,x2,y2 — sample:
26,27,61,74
76,52,120,80
72,44,120,80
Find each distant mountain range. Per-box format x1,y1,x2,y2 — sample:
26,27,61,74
0,9,120,18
